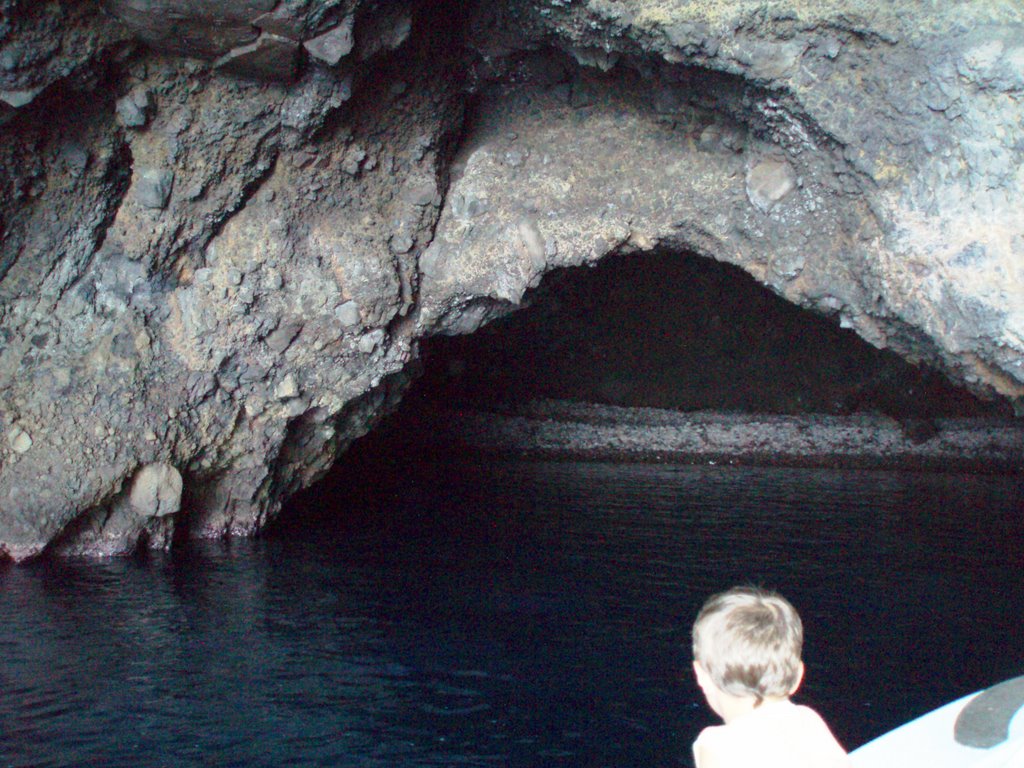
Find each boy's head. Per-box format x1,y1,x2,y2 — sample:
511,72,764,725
691,586,804,707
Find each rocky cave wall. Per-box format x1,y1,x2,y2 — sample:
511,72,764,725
1,0,1022,560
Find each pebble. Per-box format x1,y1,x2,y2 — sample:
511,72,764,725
335,301,362,327
275,374,299,400
303,16,355,66
136,168,175,210
746,158,796,213
357,330,385,354
7,426,32,454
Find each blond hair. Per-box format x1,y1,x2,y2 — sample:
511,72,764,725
692,586,804,705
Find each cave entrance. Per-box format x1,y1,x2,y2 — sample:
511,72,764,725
285,247,1010,512
406,248,998,418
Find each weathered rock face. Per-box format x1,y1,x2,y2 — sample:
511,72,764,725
1,0,1022,560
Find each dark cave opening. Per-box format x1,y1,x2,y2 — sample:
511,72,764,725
304,250,1004,493
405,249,1002,419
276,247,1015,532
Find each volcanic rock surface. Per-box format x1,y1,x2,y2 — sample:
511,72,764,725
1,0,1022,559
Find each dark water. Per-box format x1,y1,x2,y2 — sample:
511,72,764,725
1,460,1022,768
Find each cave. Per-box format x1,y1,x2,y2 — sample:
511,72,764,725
3,3,1024,766
286,244,1016,515
407,248,1002,418
2,0,1023,560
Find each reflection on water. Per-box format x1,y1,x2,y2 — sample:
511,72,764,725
1,462,1022,767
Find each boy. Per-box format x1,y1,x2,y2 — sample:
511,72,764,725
691,586,851,768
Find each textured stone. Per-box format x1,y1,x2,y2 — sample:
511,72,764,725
1,0,1023,561
101,0,271,58
303,16,355,66
135,168,174,210
746,158,797,213
335,301,362,327
129,463,183,518
7,426,32,454
115,87,152,127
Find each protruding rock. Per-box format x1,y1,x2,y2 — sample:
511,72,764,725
265,321,303,353
0,86,44,109
280,70,353,134
135,168,174,210
402,179,438,207
571,46,620,71
341,146,367,175
116,87,153,128
303,16,355,66
746,158,796,213
335,301,362,327
275,373,299,400
516,218,547,273
699,122,745,153
664,20,708,48
254,6,306,39
101,0,270,58
358,12,412,60
129,463,183,519
358,329,386,354
7,426,32,454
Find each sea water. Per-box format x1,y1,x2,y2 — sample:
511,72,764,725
1,460,1022,767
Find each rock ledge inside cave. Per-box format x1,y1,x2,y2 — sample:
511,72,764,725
405,399,1024,474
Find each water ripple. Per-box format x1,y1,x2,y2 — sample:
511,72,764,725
1,463,1022,767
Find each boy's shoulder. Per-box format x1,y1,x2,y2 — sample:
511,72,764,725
694,701,849,768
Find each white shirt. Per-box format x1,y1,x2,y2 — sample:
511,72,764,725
693,699,851,768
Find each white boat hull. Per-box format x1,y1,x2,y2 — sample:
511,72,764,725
851,676,1024,768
